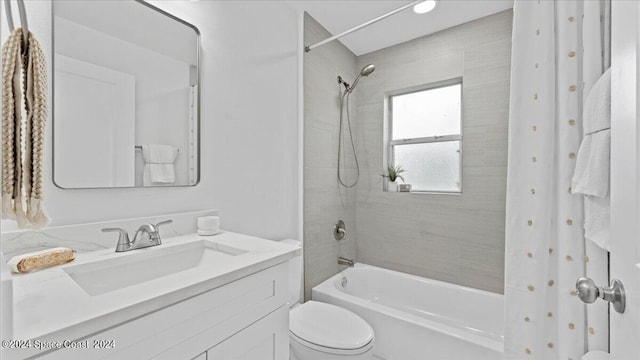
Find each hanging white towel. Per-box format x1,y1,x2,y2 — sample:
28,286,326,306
573,131,610,197
572,69,611,197
141,144,177,185
584,196,610,251
572,69,611,251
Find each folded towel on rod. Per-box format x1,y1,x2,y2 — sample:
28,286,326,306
571,69,611,251
141,144,177,185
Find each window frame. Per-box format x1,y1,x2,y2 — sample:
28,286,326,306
385,78,464,194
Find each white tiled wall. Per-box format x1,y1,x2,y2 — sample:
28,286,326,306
303,14,358,300
353,11,513,294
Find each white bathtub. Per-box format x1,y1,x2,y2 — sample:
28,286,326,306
312,263,504,360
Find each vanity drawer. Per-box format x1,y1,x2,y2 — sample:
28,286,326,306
39,262,288,360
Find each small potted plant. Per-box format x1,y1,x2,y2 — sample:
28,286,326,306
382,165,406,192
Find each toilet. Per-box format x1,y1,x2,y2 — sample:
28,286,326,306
282,240,375,360
289,301,375,360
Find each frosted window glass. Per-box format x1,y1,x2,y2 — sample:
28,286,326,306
391,84,461,140
393,141,461,192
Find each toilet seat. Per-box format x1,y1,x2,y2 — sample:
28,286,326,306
289,301,374,356
290,330,374,356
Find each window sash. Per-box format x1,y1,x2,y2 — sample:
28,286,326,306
388,79,462,142
389,134,462,146
389,139,463,193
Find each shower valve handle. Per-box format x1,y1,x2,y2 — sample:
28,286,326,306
334,220,346,241
576,277,626,313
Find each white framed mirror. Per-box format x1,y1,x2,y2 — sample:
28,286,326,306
52,0,200,189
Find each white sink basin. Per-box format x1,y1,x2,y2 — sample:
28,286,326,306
64,240,247,296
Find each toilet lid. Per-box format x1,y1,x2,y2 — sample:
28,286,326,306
289,301,374,351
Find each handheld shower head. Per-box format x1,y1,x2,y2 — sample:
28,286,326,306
360,64,376,77
349,64,375,92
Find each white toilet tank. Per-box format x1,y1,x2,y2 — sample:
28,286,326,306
280,239,303,306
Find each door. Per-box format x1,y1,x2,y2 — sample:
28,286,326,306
610,1,640,358
54,54,135,188
206,307,289,360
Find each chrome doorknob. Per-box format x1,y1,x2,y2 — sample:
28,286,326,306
576,277,599,303
575,277,626,314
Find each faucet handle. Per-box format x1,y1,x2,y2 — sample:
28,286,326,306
152,219,173,244
155,219,173,229
102,227,130,252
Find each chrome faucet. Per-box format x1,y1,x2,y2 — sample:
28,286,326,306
338,257,354,267
102,220,173,252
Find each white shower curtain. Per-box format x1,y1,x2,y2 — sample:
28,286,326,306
504,1,608,359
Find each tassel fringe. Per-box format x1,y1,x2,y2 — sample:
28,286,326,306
1,194,16,219
27,198,49,229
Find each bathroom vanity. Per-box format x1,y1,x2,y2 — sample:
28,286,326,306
2,229,299,360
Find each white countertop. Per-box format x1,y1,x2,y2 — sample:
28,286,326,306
6,231,300,347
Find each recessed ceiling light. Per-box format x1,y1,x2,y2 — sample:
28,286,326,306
413,0,437,14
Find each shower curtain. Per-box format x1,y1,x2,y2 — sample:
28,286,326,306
504,1,609,359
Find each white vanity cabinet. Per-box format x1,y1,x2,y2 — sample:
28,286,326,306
37,262,289,360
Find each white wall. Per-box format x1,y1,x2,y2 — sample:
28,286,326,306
1,0,299,242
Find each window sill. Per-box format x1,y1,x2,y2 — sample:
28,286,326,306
384,190,462,196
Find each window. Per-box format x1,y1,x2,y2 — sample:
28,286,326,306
388,80,462,193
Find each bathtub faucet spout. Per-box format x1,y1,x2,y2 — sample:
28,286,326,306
338,257,354,267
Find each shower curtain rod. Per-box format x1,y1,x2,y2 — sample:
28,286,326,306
304,0,423,52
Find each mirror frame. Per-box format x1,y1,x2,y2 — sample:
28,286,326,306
51,0,201,189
